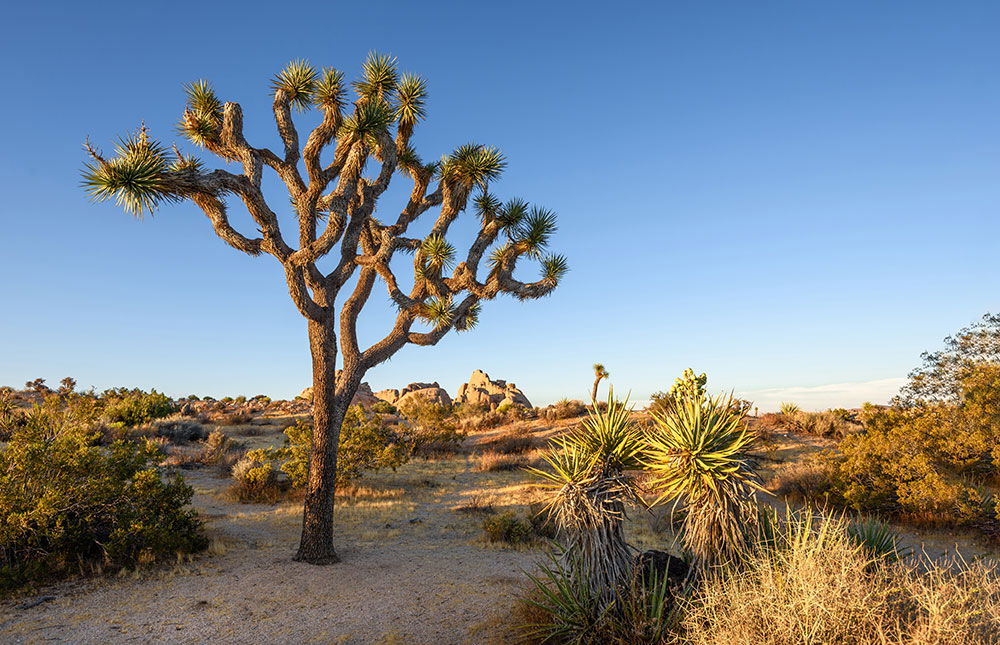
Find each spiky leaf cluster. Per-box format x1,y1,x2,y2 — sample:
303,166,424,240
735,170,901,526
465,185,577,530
82,130,176,217
416,296,454,328
454,302,481,332
541,254,569,283
394,74,427,127
271,60,317,110
180,80,223,147
313,67,346,111
513,206,558,256
439,144,506,189
418,234,456,273
353,52,398,101
338,99,393,146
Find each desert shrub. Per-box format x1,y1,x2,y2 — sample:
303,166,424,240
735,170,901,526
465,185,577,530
675,513,1000,645
648,368,708,418
218,411,253,426
542,398,587,420
230,450,282,503
767,458,835,502
100,388,174,428
371,400,397,415
0,420,205,592
475,450,529,472
266,407,410,488
399,399,465,457
221,396,234,404
483,511,533,544
198,429,240,468
142,414,208,443
0,393,24,441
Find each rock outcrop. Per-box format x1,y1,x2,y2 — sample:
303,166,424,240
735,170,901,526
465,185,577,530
455,369,532,409
298,381,379,407
384,382,453,409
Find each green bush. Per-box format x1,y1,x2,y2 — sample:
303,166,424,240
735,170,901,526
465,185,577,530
398,400,465,457
371,400,397,415
483,511,533,544
101,388,174,428
0,416,205,592
824,363,1000,526
252,407,410,492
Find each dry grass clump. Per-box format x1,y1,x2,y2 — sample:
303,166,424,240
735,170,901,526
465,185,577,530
478,425,536,454
541,399,587,421
198,429,244,474
229,454,285,503
140,414,208,443
676,518,1000,645
455,493,496,515
767,458,835,502
758,409,859,440
217,411,253,426
475,450,529,472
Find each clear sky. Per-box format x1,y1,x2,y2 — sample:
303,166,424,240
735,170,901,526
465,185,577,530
1,1,998,410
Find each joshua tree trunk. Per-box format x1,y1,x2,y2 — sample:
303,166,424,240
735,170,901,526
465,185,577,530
294,318,346,563
590,379,600,404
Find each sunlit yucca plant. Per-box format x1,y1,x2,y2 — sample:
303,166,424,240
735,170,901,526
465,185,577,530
779,401,800,416
646,392,764,571
528,392,645,608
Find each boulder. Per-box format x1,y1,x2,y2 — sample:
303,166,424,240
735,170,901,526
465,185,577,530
455,369,532,409
298,380,379,407
395,383,453,409
374,389,400,404
635,550,689,588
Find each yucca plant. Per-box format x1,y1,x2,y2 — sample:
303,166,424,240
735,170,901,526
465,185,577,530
645,391,764,571
847,517,911,563
529,392,644,608
779,401,800,416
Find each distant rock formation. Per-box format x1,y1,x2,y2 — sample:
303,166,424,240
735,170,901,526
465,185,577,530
455,369,532,409
377,382,453,409
298,380,379,407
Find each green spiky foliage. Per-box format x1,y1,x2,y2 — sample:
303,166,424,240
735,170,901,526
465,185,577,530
394,73,427,140
271,60,317,110
779,401,800,416
338,98,393,146
353,52,398,101
416,296,454,328
81,54,568,566
847,517,910,563
313,67,346,112
419,234,456,272
645,390,763,571
81,129,177,217
439,144,506,190
529,393,645,609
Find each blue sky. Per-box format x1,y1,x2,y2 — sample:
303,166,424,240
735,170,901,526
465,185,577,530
1,1,998,409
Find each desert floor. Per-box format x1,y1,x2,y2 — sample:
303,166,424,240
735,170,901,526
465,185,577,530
2,418,997,644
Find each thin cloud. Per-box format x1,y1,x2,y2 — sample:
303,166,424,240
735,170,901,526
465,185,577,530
736,377,906,412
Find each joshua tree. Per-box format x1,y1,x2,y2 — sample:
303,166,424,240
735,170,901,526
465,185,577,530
590,363,609,403
81,54,568,564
